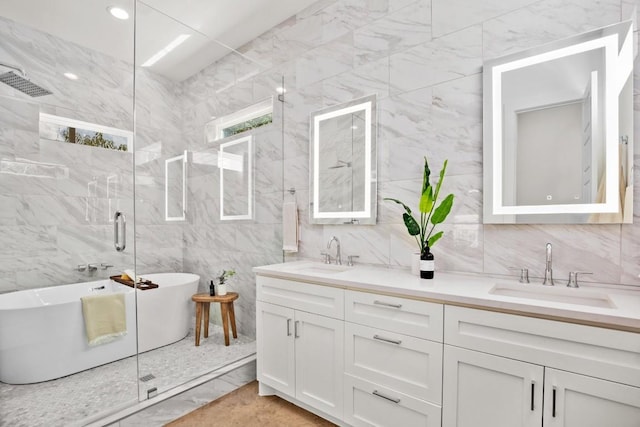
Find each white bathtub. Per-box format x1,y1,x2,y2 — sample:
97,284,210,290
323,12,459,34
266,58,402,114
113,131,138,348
0,272,199,384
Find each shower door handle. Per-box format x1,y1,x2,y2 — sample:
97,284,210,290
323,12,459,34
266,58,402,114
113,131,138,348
114,211,126,252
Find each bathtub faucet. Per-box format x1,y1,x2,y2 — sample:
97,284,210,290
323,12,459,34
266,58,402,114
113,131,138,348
87,264,99,272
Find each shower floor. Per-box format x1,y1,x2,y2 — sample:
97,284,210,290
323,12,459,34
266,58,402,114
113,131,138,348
0,323,256,427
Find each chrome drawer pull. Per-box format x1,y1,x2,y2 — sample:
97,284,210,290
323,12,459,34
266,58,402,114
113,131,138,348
373,335,402,345
286,319,292,336
373,300,402,309
372,390,400,404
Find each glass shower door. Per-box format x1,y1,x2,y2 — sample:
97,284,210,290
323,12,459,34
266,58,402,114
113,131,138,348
0,1,138,425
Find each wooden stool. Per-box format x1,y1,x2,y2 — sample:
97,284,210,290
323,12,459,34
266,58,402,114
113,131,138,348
191,292,239,346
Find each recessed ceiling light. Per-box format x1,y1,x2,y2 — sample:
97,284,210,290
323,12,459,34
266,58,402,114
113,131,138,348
63,72,78,80
141,34,191,67
107,6,129,20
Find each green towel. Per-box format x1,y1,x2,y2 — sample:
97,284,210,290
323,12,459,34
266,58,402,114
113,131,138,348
81,293,127,346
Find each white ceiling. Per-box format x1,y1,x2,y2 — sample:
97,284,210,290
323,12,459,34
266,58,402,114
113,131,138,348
0,0,317,81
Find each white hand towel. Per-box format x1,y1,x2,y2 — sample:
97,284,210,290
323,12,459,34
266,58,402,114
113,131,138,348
282,201,299,252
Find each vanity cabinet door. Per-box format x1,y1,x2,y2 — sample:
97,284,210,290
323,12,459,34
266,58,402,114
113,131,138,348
543,368,640,427
256,302,295,396
294,309,344,420
442,345,543,427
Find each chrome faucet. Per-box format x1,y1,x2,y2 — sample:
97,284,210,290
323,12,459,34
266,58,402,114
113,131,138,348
327,236,342,265
542,243,554,286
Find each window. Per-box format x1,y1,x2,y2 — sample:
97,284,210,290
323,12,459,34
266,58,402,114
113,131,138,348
204,98,273,143
39,113,133,152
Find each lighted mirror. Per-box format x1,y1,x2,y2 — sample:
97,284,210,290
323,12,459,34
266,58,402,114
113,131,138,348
310,94,377,225
220,135,253,220
483,21,634,224
165,151,187,221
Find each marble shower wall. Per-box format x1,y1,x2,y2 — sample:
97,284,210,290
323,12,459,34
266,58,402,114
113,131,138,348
0,15,184,293
0,15,136,293
180,50,286,339
267,0,640,288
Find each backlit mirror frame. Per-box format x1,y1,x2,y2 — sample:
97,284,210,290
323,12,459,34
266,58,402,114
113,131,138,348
483,21,634,223
310,94,377,225
165,150,187,222
219,135,253,221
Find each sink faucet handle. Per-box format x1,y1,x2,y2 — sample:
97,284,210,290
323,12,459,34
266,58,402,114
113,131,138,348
567,271,592,288
320,251,332,264
347,255,360,267
508,267,530,284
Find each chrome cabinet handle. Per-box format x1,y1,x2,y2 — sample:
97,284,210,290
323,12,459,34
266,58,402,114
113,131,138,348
114,211,126,252
373,335,402,345
372,390,400,404
286,319,292,336
373,300,402,309
294,321,300,338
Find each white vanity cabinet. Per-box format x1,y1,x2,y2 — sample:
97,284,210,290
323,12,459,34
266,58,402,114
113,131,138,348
443,305,640,427
343,291,444,427
256,277,344,420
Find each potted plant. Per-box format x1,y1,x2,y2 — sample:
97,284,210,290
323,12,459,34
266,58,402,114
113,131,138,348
210,269,236,296
384,156,454,279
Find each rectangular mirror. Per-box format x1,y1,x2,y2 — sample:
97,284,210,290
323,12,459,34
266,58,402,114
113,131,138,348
220,135,253,220
483,21,634,224
165,151,187,221
310,94,377,225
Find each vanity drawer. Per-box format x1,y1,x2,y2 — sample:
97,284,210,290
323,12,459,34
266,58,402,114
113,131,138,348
256,276,344,319
345,322,442,404
345,290,443,341
444,305,640,387
344,374,441,427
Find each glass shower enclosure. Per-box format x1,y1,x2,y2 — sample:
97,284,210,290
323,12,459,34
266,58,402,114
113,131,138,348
0,1,282,425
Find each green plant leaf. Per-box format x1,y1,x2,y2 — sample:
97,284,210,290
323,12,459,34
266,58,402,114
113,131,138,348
419,185,434,214
402,212,421,236
421,156,431,194
430,193,454,225
428,231,444,247
433,159,448,202
384,197,413,215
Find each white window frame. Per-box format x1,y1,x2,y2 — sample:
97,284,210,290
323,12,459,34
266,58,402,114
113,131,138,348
204,98,273,143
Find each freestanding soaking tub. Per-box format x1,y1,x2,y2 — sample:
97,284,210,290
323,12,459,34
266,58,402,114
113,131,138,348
0,272,199,384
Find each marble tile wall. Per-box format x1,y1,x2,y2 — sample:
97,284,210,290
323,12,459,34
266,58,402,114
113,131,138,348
0,15,184,293
0,16,135,293
258,0,640,288
180,49,285,339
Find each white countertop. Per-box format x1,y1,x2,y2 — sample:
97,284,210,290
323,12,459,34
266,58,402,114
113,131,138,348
254,260,640,333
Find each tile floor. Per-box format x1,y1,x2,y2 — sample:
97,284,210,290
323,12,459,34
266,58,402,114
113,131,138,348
0,325,255,427
113,361,258,426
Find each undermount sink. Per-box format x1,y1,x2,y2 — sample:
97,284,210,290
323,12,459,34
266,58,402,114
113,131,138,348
489,282,616,308
288,262,350,275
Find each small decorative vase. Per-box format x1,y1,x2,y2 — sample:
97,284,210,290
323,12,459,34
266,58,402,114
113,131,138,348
216,283,227,296
209,281,215,296
420,246,435,279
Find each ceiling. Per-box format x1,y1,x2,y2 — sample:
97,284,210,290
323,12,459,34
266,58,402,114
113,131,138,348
0,0,317,81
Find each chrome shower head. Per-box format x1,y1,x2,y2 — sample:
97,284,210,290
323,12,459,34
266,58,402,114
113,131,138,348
0,65,52,98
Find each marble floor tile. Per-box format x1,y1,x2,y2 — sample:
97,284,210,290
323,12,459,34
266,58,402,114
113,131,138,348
0,324,255,427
